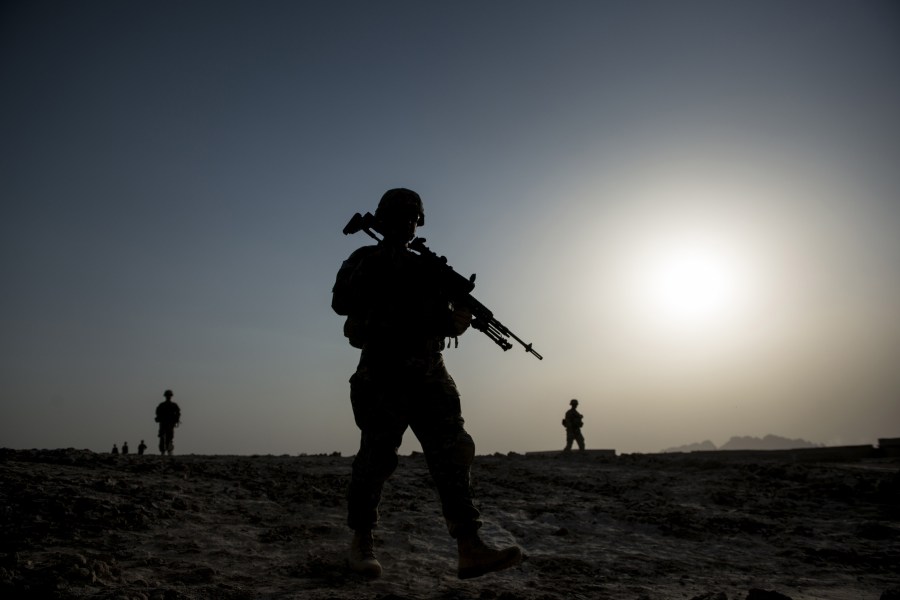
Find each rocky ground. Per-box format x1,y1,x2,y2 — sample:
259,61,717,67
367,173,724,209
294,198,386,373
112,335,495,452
1,448,898,599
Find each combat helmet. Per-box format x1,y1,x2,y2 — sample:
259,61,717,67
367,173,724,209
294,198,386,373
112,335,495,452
375,188,424,227
164,389,174,398
570,399,578,406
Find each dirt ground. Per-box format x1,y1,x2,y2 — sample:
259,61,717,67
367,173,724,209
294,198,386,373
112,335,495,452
1,448,898,599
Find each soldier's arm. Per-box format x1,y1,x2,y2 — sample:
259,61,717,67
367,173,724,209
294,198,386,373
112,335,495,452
446,304,472,337
332,246,378,316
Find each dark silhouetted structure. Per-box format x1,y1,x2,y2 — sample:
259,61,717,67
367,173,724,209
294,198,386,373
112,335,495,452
137,439,147,455
332,187,522,580
155,389,181,455
563,398,585,452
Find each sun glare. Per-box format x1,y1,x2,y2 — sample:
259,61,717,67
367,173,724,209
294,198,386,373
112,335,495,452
627,233,753,335
593,156,778,348
649,244,740,324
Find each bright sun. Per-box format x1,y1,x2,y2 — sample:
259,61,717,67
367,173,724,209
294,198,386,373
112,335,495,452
628,234,752,333
650,245,739,323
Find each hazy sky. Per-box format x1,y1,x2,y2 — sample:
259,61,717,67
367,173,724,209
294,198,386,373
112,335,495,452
3,1,899,456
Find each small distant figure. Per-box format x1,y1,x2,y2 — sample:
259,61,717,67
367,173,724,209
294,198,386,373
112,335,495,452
111,444,119,455
563,398,585,452
122,441,129,455
155,389,181,455
137,439,147,455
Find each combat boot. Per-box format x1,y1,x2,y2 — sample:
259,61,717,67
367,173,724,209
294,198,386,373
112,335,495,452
457,532,522,579
348,530,382,578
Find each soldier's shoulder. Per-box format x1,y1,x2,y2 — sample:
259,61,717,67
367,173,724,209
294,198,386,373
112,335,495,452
345,245,379,261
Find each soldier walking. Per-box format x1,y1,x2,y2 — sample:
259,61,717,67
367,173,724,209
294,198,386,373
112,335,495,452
332,188,522,580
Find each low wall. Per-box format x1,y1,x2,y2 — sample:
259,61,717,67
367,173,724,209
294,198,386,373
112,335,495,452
878,438,900,458
525,449,617,458
676,445,878,462
523,440,900,462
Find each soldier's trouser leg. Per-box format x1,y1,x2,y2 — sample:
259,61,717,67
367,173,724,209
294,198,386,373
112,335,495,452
347,374,405,531
410,381,482,538
159,426,174,454
347,428,403,531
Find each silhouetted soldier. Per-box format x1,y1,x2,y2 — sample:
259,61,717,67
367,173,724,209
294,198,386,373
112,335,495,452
332,188,522,580
122,441,129,455
111,444,119,455
137,440,147,455
155,389,181,455
563,399,585,452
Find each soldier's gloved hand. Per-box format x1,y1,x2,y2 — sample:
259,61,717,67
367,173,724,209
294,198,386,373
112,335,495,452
449,306,472,337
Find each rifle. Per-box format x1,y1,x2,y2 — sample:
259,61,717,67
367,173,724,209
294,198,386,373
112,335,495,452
342,212,543,360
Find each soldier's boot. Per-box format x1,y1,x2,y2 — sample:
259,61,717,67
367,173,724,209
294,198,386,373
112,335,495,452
457,532,522,580
348,530,382,578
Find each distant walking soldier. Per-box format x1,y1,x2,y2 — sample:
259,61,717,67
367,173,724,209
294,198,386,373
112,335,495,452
155,389,181,455
122,441,129,455
111,443,119,455
137,440,147,455
563,399,585,452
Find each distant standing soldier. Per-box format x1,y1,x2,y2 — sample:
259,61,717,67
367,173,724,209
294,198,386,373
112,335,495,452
122,441,129,455
137,440,147,455
155,389,181,455
111,443,119,455
563,399,585,452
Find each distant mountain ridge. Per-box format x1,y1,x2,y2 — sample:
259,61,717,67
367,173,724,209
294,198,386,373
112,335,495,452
662,434,821,454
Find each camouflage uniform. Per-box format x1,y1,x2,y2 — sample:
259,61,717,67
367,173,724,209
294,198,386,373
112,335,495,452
333,243,482,538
